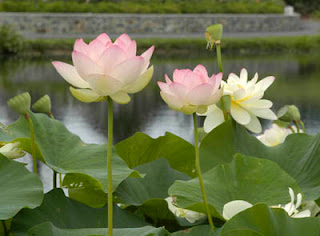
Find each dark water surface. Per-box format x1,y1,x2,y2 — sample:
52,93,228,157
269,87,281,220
1,53,319,190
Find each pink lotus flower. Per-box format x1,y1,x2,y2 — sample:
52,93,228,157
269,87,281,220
158,65,222,114
52,33,154,104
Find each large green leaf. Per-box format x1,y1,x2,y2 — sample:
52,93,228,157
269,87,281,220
11,189,147,234
115,159,194,231
0,154,43,220
169,154,300,219
171,225,214,236
28,222,170,236
0,112,140,194
115,132,195,177
220,203,320,236
200,120,320,200
115,159,190,206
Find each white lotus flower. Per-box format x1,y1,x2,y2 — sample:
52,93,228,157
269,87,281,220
0,142,25,159
273,187,311,218
165,197,206,223
257,124,291,146
222,200,253,220
202,68,277,133
257,124,304,146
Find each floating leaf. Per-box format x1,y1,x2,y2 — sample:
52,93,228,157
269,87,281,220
0,154,43,220
0,112,140,195
115,132,195,177
11,189,147,234
169,154,300,219
28,222,170,236
200,120,320,200
220,203,320,236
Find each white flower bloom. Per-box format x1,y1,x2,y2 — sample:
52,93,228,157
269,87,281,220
0,142,25,159
222,200,253,220
257,124,291,146
273,187,311,218
202,68,277,133
165,197,206,223
257,124,304,147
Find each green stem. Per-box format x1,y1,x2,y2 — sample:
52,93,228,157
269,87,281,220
288,125,295,133
215,44,223,73
299,120,306,133
220,99,228,121
2,220,8,236
107,97,114,236
26,113,37,174
294,120,300,133
59,174,62,187
193,113,214,230
53,171,57,189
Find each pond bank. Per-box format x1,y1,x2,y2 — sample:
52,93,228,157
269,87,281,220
22,35,320,58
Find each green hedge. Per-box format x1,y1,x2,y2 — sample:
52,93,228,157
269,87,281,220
0,0,284,14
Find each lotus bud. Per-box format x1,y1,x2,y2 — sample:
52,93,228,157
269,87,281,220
205,24,223,50
0,142,26,159
277,105,301,122
32,95,52,114
7,92,31,115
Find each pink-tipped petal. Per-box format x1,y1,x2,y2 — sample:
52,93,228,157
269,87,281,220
165,74,172,84
96,33,111,45
157,81,172,94
52,61,90,89
87,39,108,62
187,83,214,105
72,51,104,80
172,69,191,83
124,66,154,94
114,33,132,50
169,82,188,101
127,40,137,58
97,45,127,75
180,71,203,89
140,45,154,72
110,56,145,85
210,72,223,90
74,39,88,55
160,91,183,110
193,64,209,81
86,74,123,96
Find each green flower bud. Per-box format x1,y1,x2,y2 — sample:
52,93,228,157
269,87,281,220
32,95,52,114
277,105,301,122
205,24,223,50
7,92,31,115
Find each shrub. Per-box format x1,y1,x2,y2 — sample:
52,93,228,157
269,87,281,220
0,25,25,55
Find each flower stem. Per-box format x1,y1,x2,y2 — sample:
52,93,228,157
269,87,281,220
193,113,214,230
53,171,57,189
25,113,37,174
2,220,8,236
294,120,300,133
215,44,223,73
299,120,306,133
107,97,114,236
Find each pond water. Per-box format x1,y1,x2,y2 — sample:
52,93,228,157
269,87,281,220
1,53,320,191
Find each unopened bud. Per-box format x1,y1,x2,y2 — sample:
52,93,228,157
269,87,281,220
277,105,301,122
32,95,51,114
205,24,223,50
7,92,31,115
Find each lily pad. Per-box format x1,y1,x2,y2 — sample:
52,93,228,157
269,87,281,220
169,154,300,219
0,154,43,220
28,222,170,236
200,120,320,200
220,203,320,236
11,189,147,234
0,112,140,195
115,132,195,177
